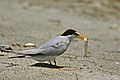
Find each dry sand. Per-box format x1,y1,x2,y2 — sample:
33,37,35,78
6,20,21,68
0,0,120,80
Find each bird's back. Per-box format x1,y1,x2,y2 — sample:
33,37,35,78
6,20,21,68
39,36,70,49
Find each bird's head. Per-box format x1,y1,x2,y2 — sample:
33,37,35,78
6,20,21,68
61,29,88,41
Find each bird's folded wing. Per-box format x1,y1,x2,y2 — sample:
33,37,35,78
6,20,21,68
26,41,68,56
10,41,68,58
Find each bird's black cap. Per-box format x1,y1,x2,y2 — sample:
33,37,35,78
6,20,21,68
61,29,77,36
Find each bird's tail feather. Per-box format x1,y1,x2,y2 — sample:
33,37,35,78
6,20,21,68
8,55,25,59
8,50,26,59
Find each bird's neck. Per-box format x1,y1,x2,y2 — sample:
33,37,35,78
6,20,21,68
67,35,76,42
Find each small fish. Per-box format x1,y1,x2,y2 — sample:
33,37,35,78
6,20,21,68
83,40,88,57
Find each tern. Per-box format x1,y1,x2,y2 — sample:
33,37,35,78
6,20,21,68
9,29,88,65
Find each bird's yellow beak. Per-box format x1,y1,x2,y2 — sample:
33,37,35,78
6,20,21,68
76,33,88,41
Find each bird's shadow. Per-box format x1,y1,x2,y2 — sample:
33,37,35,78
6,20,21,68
30,63,64,69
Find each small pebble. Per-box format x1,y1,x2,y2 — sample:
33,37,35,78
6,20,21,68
80,67,83,69
83,64,86,66
89,70,93,73
110,24,119,29
115,62,119,65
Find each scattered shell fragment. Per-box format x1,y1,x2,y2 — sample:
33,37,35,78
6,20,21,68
12,43,21,47
0,45,13,52
23,43,36,47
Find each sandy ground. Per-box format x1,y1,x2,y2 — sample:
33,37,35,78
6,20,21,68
0,0,120,80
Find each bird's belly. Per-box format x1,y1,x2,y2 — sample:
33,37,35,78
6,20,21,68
31,55,57,62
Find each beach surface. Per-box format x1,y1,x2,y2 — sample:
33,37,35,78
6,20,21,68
0,0,120,80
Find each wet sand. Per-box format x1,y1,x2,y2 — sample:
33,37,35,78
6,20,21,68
0,0,120,80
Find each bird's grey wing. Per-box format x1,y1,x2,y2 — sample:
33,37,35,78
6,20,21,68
26,41,69,56
39,36,66,49
13,36,69,56
9,41,69,59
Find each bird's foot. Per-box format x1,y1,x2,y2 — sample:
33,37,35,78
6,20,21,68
49,61,53,65
83,55,88,57
49,60,57,66
54,60,57,66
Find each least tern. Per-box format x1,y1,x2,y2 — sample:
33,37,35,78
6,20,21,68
9,29,88,65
